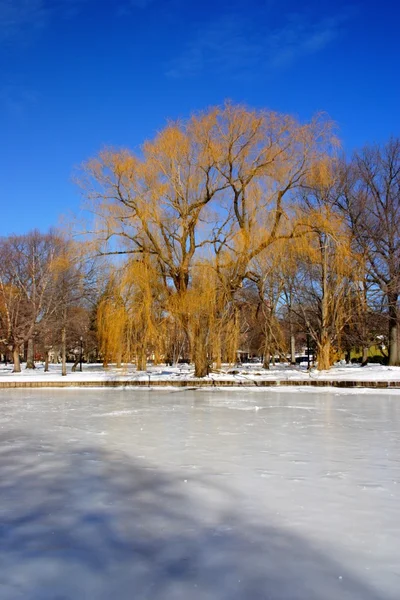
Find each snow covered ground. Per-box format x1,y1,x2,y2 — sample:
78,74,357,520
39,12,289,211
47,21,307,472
1,361,400,383
0,388,399,599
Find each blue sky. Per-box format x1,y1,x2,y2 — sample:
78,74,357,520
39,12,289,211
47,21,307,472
1,0,399,235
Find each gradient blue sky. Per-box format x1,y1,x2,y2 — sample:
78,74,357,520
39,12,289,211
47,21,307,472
1,0,399,235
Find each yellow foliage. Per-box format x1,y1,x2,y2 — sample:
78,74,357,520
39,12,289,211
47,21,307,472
79,102,342,374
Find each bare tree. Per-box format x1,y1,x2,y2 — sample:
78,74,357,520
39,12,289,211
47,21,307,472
341,139,400,365
49,241,99,376
0,230,65,372
291,160,356,369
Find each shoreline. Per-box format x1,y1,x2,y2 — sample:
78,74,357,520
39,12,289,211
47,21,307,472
1,379,400,389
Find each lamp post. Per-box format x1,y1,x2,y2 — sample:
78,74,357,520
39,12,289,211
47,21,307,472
80,336,83,372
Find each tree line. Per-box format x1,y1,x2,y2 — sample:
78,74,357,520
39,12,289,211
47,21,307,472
0,232,98,373
1,103,399,375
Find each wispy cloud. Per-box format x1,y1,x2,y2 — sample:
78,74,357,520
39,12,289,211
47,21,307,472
267,13,345,69
0,0,89,43
0,0,48,41
166,8,351,79
166,15,262,79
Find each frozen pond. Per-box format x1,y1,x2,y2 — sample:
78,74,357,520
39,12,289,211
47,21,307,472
0,388,399,600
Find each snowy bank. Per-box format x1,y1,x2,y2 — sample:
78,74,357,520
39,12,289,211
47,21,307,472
1,362,400,389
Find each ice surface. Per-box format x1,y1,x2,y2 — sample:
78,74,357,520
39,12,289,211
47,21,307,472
0,388,399,599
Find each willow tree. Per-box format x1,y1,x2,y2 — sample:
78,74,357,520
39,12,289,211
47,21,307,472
246,242,289,368
97,258,164,370
209,105,337,284
122,259,164,370
80,108,231,374
80,102,337,376
167,262,219,377
206,105,337,366
292,159,357,370
97,278,128,367
80,109,227,293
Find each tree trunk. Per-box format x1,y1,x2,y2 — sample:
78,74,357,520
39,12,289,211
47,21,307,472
290,334,296,365
44,350,50,372
361,346,369,367
194,346,208,377
397,315,400,364
316,236,332,371
12,346,21,373
26,337,35,369
61,324,67,376
194,328,208,377
137,347,147,371
116,350,122,369
263,327,271,369
263,349,270,370
316,337,331,371
388,296,399,366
